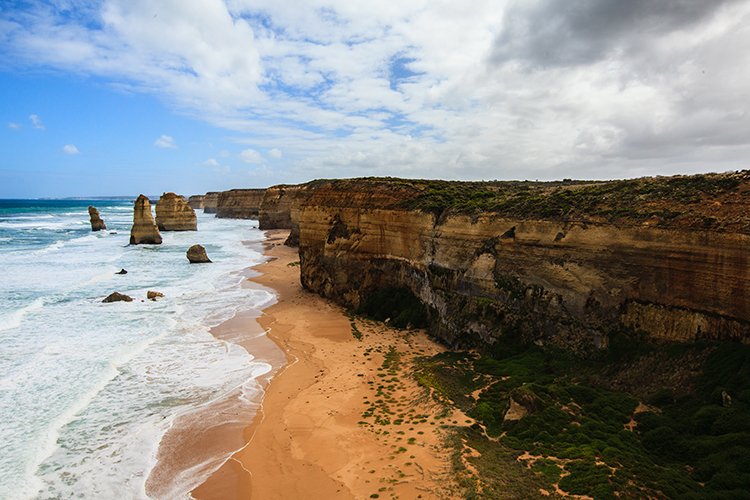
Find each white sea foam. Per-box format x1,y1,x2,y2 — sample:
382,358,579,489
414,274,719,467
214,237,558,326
0,207,275,499
0,296,45,333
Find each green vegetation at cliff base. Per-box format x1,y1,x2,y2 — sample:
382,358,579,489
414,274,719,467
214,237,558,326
414,339,750,499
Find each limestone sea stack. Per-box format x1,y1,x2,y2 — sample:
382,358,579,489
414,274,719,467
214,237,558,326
203,192,219,214
155,192,197,231
188,195,205,210
129,195,162,245
88,206,106,231
216,188,266,219
187,244,211,263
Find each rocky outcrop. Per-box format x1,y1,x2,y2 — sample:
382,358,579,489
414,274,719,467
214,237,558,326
130,195,162,245
187,244,211,263
203,192,219,214
259,185,301,230
102,292,133,303
147,291,164,301
88,206,106,231
216,189,266,219
294,174,750,352
188,195,205,210
155,192,198,231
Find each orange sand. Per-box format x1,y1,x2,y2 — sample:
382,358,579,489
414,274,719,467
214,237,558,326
189,230,466,499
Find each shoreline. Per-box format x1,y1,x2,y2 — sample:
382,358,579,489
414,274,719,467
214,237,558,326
144,232,287,499
192,230,468,499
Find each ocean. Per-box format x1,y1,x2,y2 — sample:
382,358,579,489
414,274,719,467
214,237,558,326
0,199,274,499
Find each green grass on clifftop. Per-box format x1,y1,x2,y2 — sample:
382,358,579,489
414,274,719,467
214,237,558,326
399,171,747,224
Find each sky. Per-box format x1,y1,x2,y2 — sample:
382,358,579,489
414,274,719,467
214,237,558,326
1,0,749,197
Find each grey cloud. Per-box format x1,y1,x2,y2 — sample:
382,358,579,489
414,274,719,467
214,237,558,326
492,0,741,67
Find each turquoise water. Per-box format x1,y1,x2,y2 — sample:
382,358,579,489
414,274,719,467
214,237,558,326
0,200,273,499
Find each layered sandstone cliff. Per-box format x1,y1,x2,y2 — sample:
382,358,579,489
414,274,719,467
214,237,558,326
203,192,219,214
259,185,301,230
130,195,162,245
294,173,750,351
216,188,266,219
88,206,106,231
155,192,197,231
188,195,204,210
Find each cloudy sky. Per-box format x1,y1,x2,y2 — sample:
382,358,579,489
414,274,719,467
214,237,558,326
1,0,749,197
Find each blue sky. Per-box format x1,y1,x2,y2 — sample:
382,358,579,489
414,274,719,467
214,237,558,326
1,1,750,197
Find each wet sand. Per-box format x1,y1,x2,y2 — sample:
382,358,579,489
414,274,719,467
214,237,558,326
190,230,466,499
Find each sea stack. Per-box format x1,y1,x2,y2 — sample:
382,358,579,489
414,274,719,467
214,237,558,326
203,192,219,214
188,195,205,210
155,192,197,231
129,195,162,245
186,244,211,263
88,206,106,231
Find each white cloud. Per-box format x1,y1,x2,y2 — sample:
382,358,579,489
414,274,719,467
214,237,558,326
3,1,750,182
62,144,80,155
29,114,44,129
240,148,262,164
7,122,21,129
202,157,231,174
154,134,176,149
268,148,282,159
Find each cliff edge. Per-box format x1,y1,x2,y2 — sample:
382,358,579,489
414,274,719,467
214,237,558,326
294,172,750,352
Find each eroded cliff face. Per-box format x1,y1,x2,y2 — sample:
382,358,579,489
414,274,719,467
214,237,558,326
203,192,219,214
188,195,204,210
130,195,162,245
259,185,301,230
295,175,750,351
216,189,266,219
155,192,197,231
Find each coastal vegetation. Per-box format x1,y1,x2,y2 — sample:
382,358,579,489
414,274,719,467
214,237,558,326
412,337,750,498
397,171,748,226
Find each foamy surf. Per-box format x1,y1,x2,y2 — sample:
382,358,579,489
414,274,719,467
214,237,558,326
0,200,275,499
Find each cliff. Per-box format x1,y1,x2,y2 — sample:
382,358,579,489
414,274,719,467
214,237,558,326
88,206,106,231
259,185,301,230
188,195,204,210
203,192,219,214
294,172,750,351
155,192,197,231
216,188,266,219
130,195,162,245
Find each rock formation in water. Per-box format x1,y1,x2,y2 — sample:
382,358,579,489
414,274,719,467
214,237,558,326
88,206,106,231
187,244,211,263
155,192,197,231
102,292,133,303
203,192,219,214
259,185,301,230
188,195,205,210
115,269,128,275
129,195,162,245
216,188,266,219
147,291,164,301
292,172,750,353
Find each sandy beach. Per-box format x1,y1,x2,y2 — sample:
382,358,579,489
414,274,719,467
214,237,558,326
188,230,467,499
